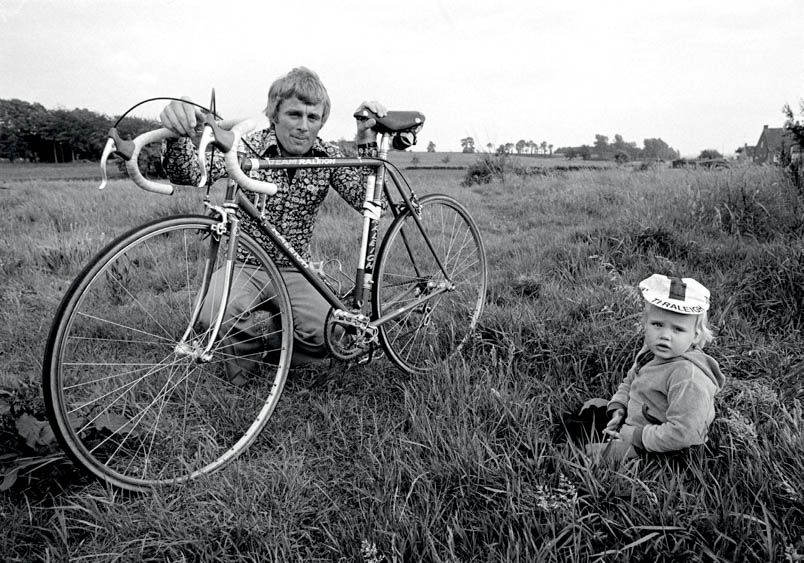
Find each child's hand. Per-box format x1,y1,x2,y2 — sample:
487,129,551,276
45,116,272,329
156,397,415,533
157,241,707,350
603,408,625,439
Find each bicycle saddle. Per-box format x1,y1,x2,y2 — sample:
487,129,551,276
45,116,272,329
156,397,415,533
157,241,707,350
353,109,425,133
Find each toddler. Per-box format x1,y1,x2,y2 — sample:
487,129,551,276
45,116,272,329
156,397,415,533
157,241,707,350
587,274,725,461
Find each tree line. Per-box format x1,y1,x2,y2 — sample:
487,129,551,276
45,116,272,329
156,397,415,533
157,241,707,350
0,98,159,163
451,134,680,162
556,134,680,162
0,97,686,166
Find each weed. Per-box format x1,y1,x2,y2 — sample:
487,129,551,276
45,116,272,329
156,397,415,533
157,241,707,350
1,162,802,560
461,151,529,187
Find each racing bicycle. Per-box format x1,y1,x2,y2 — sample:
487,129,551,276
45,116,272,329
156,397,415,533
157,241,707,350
42,96,487,492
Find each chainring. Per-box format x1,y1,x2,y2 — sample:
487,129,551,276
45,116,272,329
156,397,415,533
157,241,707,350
324,308,375,361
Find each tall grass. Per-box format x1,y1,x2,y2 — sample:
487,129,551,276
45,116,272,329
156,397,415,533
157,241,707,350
1,162,802,561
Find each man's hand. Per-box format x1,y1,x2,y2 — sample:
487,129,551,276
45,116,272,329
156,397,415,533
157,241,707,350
354,100,387,144
603,408,625,440
160,96,205,139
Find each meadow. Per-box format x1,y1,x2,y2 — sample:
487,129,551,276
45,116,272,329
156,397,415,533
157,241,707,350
0,156,803,562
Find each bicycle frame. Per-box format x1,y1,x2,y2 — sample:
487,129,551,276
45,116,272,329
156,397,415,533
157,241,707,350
191,131,454,354
43,101,486,492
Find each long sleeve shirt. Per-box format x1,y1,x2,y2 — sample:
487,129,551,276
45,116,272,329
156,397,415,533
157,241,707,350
608,347,724,452
162,126,377,268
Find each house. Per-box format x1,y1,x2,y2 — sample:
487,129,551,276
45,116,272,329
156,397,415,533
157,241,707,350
736,143,756,161
753,125,791,164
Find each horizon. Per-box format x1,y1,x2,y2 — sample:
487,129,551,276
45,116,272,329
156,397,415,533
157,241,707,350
2,94,768,159
1,1,801,158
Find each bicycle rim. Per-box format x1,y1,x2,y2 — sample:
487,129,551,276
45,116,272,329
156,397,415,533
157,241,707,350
43,215,293,492
373,194,487,374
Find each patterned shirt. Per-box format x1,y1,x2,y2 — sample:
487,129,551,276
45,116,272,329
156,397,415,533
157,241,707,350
163,127,377,267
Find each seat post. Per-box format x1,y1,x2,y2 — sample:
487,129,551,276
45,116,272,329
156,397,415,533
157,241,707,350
378,133,392,160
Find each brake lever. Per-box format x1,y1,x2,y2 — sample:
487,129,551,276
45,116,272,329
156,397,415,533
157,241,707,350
98,139,115,190
196,115,235,188
99,128,135,190
196,125,212,188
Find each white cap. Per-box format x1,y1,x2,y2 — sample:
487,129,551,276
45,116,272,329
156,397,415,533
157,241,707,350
639,274,710,314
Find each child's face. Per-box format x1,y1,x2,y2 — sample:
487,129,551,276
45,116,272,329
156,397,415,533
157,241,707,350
643,304,699,360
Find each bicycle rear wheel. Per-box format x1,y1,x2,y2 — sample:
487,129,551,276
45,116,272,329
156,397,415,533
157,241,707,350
43,215,293,492
373,194,487,374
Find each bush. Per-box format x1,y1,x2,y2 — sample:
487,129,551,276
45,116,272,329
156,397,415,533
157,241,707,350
461,152,524,186
699,149,723,160
687,166,804,239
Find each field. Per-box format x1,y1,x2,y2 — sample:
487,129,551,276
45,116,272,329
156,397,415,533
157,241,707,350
389,150,617,171
1,158,803,561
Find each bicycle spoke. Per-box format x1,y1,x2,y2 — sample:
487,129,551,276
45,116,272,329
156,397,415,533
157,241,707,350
374,196,487,374
44,217,293,491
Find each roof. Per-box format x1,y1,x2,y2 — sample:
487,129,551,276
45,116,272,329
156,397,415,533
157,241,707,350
758,126,790,150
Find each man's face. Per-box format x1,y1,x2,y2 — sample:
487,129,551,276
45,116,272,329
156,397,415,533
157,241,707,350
643,304,699,360
273,96,324,155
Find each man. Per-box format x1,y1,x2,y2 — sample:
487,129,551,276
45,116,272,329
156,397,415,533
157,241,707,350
159,66,386,382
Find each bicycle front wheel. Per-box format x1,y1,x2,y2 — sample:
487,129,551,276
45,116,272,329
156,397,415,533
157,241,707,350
43,215,293,492
373,194,487,374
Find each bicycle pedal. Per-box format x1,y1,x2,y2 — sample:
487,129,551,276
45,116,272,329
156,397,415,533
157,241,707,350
356,346,384,365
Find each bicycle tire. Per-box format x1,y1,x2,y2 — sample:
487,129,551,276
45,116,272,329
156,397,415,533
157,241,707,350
42,214,293,492
373,194,487,374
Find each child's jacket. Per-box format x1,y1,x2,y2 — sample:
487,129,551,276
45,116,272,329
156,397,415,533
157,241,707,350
608,347,725,452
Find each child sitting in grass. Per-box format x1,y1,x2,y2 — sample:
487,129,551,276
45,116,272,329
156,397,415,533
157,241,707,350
584,274,725,462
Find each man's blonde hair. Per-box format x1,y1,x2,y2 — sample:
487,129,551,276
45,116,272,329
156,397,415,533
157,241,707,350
265,67,330,125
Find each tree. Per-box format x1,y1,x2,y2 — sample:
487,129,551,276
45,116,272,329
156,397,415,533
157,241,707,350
609,134,640,160
0,98,165,166
642,138,679,161
579,145,592,160
426,141,436,152
0,99,48,161
593,134,609,154
698,149,723,160
548,144,553,156
614,150,630,164
515,139,526,154
782,100,804,187
540,141,548,155
486,142,494,152
460,137,475,153
783,100,804,149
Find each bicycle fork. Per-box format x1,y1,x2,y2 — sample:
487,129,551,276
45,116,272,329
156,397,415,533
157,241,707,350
174,204,239,362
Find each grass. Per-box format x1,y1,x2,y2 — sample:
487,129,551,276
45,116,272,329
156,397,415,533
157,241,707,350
1,159,803,561
387,150,616,171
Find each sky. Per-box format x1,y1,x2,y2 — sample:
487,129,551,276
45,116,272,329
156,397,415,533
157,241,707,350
1,0,802,157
